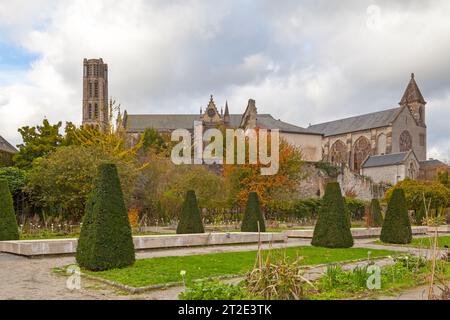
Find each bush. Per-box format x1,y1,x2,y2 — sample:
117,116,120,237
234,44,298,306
368,199,383,227
176,190,205,234
311,182,354,248
345,198,368,221
76,163,135,271
241,192,266,232
179,280,252,300
380,188,412,244
0,179,19,240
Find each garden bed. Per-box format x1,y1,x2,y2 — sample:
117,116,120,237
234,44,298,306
0,232,287,257
79,246,395,290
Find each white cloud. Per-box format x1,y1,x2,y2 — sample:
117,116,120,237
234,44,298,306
0,0,449,162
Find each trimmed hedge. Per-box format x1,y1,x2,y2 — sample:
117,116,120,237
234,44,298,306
311,182,353,248
0,179,19,240
368,199,383,227
177,190,205,234
380,188,412,244
76,163,135,271
241,192,266,232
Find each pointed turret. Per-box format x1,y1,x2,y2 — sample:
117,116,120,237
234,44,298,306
400,73,426,105
224,101,230,124
399,73,426,127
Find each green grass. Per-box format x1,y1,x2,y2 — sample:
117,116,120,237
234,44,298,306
84,246,395,288
375,236,450,248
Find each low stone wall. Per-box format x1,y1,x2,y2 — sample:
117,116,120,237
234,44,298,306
0,232,287,257
427,225,450,233
284,226,428,239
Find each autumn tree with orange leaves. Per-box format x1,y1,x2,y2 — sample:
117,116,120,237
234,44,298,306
223,132,305,209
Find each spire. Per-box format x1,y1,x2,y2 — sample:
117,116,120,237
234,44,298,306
224,100,230,124
399,73,426,105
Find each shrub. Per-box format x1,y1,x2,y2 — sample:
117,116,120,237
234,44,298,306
176,190,205,234
179,280,252,300
311,182,354,248
0,179,19,240
368,199,383,227
76,163,135,271
380,188,412,244
241,192,266,232
345,198,368,221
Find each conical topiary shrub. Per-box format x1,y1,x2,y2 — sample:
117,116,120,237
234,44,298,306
312,182,353,248
241,192,266,232
368,199,383,227
0,179,19,241
176,190,205,234
76,163,135,271
380,188,412,244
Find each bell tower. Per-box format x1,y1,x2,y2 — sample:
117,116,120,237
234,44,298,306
399,73,426,127
82,58,108,129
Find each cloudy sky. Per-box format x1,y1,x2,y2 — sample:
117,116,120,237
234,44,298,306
0,0,449,162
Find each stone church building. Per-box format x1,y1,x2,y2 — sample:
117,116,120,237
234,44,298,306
82,59,446,191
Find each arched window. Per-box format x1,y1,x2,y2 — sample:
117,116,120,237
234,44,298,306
94,81,99,98
94,104,99,119
329,140,347,165
408,162,416,179
353,136,371,171
88,104,92,119
399,130,413,152
377,133,387,155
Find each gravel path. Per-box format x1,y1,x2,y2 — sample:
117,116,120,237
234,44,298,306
0,237,445,300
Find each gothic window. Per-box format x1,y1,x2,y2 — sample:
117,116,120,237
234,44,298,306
399,130,413,152
329,140,347,165
408,162,416,179
419,134,425,147
94,81,99,98
88,104,92,119
377,133,387,155
353,136,371,172
94,104,99,119
89,82,93,98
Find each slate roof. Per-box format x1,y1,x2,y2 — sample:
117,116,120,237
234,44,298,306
419,159,449,168
125,113,317,135
307,107,400,137
362,152,411,168
0,135,17,154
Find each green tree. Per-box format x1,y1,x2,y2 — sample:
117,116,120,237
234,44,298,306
25,145,137,219
142,128,167,153
0,167,27,195
368,199,383,227
0,179,19,240
380,188,412,244
76,163,135,271
384,179,449,214
438,171,450,188
176,190,205,234
312,182,353,248
241,192,266,232
14,119,64,169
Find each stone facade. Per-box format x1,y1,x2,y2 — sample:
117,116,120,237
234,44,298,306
82,58,109,129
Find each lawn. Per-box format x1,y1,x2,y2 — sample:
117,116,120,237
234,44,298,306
84,246,395,288
375,236,450,248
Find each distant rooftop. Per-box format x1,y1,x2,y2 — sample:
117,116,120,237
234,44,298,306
0,135,17,154
362,152,412,168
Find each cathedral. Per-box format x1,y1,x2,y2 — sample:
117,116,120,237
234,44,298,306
82,58,448,186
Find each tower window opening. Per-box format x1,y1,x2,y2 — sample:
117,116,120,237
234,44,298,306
88,104,92,119
94,104,99,119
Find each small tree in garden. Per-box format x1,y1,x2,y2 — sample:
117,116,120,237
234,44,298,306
0,179,19,241
368,199,383,227
241,192,266,232
176,190,205,234
76,163,135,271
380,188,412,244
312,182,353,248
